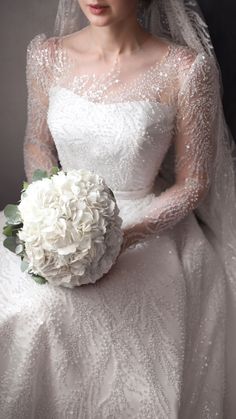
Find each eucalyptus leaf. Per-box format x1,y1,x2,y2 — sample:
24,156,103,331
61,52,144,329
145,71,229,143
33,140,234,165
50,166,60,176
32,169,48,182
4,204,22,225
22,181,29,190
3,237,17,253
3,224,14,237
15,244,24,255
21,259,29,272
3,224,22,237
32,274,47,285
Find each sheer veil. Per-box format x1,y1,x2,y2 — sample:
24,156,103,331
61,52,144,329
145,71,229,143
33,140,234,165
53,0,236,409
53,1,236,277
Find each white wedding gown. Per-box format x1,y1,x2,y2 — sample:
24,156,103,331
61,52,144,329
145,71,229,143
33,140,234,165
0,33,235,418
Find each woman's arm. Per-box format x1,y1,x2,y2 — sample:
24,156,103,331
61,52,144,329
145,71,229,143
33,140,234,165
121,52,219,252
23,35,59,183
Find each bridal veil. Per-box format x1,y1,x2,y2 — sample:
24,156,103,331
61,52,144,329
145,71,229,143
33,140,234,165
52,0,236,413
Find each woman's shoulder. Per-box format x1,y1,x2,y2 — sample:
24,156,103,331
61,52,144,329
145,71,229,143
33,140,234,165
166,39,201,69
26,33,63,68
26,30,86,69
165,39,217,82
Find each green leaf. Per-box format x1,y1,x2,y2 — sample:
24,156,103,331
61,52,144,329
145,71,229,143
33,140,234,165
50,166,60,176
15,244,24,255
22,181,29,190
32,169,48,182
3,236,18,253
3,223,22,237
20,258,29,272
3,224,14,237
4,204,22,225
32,274,47,285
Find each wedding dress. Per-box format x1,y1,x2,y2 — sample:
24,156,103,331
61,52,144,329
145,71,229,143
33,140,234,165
0,32,233,418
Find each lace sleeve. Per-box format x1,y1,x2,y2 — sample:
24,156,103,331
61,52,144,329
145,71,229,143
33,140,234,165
23,34,60,183
122,51,219,250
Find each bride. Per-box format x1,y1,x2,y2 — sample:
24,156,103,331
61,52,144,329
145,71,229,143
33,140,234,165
1,0,236,417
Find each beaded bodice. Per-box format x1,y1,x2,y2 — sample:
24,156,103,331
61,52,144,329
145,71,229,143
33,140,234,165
23,32,218,233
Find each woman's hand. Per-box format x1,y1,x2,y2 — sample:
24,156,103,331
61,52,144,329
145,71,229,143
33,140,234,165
119,218,152,253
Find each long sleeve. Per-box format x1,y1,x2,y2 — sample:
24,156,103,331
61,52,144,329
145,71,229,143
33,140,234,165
121,51,219,250
23,34,60,183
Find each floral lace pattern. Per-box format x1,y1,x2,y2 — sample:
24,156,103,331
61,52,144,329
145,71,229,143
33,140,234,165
0,32,231,418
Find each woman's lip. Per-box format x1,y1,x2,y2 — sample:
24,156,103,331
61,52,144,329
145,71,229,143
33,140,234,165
88,4,109,8
88,4,109,14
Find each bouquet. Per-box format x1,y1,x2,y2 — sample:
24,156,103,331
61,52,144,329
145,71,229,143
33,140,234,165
2,167,124,288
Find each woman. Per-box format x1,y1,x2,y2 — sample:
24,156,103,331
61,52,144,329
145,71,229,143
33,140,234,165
0,0,236,417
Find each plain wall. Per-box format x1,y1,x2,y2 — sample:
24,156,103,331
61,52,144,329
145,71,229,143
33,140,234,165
198,0,236,139
0,0,57,210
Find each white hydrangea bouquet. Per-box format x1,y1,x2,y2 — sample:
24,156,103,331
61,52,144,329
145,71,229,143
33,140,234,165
2,167,124,288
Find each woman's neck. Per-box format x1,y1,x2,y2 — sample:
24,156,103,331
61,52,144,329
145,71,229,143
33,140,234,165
85,20,150,61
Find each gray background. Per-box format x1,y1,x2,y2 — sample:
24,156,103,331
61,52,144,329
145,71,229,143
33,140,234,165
0,1,235,210
0,0,57,210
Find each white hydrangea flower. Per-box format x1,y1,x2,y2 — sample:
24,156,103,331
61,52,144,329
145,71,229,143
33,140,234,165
18,169,123,287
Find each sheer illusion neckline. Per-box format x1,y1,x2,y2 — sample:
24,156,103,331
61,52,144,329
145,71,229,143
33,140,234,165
49,85,176,110
54,34,174,83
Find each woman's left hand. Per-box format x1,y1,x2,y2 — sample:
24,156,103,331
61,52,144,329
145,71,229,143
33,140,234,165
120,219,152,253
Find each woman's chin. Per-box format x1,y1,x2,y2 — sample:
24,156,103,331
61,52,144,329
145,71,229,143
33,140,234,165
88,16,114,27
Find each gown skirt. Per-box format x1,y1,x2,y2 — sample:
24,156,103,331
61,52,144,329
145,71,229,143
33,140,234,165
0,186,227,419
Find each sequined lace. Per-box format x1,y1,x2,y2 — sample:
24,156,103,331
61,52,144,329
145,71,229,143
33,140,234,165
24,33,219,249
0,31,229,419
